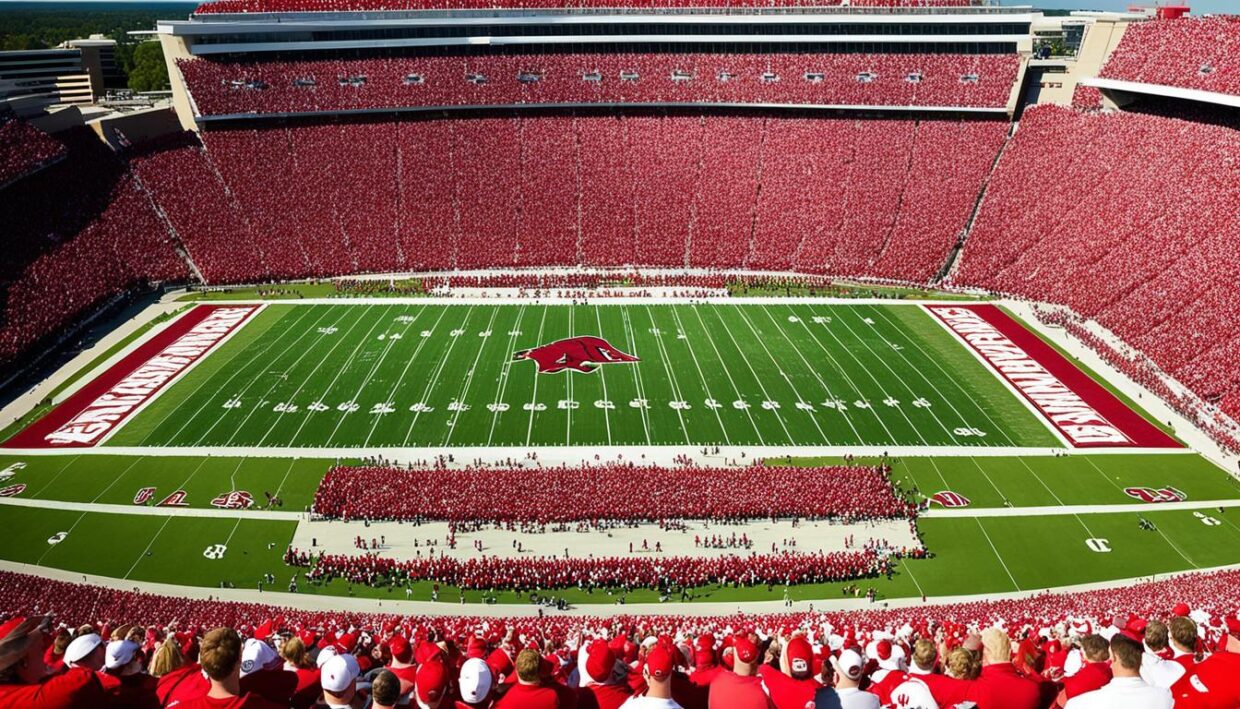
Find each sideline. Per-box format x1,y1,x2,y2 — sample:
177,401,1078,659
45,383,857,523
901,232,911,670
0,557,1233,618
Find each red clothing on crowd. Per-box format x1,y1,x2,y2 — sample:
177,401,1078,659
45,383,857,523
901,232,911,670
240,668,298,705
671,672,709,709
757,665,819,709
288,667,321,709
167,692,286,708
707,671,775,709
105,672,160,709
1171,651,1240,709
915,672,974,707
1062,661,1111,700
865,670,905,706
688,665,722,689
494,682,563,708
577,682,631,709
969,663,1041,709
158,662,210,706
0,667,106,709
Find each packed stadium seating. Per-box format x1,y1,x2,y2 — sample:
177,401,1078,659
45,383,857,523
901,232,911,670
190,113,1005,282
0,129,187,368
194,0,983,14
951,105,1240,428
0,566,1236,707
313,464,916,523
0,118,65,189
179,53,1019,116
1099,17,1240,98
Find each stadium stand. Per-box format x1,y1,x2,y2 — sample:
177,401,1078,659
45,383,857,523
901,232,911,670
179,53,1020,116
0,129,187,369
951,105,1240,432
0,567,1235,707
0,118,65,189
313,464,917,523
193,0,984,14
1099,17,1240,98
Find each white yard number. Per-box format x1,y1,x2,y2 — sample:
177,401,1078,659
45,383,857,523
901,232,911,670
203,545,228,560
953,427,987,437
1085,538,1111,553
1193,512,1221,526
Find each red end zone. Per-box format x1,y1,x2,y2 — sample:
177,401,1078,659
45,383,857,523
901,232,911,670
5,305,258,449
926,304,1179,449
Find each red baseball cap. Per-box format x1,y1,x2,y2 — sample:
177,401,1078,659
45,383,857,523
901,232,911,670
734,638,759,665
586,640,616,683
645,645,674,682
388,636,412,664
787,637,813,676
416,660,448,705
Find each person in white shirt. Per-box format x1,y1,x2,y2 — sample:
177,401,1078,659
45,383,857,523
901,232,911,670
1065,634,1172,709
621,644,682,709
814,649,879,709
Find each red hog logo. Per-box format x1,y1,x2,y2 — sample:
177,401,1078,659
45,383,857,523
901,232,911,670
514,336,639,374
211,491,255,509
930,491,971,508
1124,486,1186,504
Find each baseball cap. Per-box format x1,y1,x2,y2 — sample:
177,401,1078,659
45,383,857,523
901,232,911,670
104,640,140,670
787,637,814,676
388,635,412,663
1172,603,1191,618
830,649,865,682
316,645,339,668
415,660,448,708
458,657,493,704
240,638,278,677
890,678,938,709
585,640,616,683
65,633,103,664
321,653,360,693
733,638,759,665
645,645,675,682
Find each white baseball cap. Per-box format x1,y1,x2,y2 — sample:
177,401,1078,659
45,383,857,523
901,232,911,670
321,653,360,693
890,679,939,709
240,638,278,677
316,645,338,668
458,657,493,703
105,640,140,670
65,634,103,664
829,649,865,681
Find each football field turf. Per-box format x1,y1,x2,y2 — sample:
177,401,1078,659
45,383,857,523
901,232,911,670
103,302,1061,449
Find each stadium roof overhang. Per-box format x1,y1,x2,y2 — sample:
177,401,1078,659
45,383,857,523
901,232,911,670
1080,77,1240,110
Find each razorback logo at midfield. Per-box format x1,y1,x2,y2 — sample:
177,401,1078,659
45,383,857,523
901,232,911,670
211,490,255,509
1124,486,1186,504
930,491,971,508
514,336,639,374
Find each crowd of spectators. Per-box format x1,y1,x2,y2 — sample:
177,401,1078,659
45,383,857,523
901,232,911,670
194,0,982,14
313,464,916,524
0,567,1237,708
0,118,64,189
179,52,1019,116
951,105,1240,434
285,547,897,590
1099,17,1240,98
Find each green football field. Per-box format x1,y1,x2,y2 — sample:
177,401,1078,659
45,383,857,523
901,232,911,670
106,302,1059,449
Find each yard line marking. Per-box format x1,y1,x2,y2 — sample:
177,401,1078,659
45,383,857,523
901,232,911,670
566,307,574,446
270,459,298,506
196,306,355,447
402,306,477,447
443,308,500,446
830,306,960,444
364,306,451,447
593,306,614,446
790,304,902,444
668,306,730,446
866,306,1018,447
486,305,528,446
643,306,691,445
731,306,829,443
123,516,173,580
687,305,764,446
154,305,326,446
28,456,81,498
269,306,392,447
88,456,147,505
973,518,1022,592
756,305,861,443
619,305,653,446
524,306,549,447
35,510,90,566
1003,457,1103,540
705,305,795,443
324,305,428,446
1153,525,1201,569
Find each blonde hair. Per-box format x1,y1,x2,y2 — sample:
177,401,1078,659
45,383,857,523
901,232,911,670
281,637,311,669
149,640,184,677
980,628,1011,663
945,648,980,680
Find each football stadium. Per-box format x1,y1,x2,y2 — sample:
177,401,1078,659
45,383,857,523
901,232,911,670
0,0,1237,706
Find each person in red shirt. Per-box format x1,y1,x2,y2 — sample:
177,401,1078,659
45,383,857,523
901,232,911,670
102,638,158,709
370,669,402,709
1059,634,1111,705
915,646,975,708
1167,617,1198,674
279,636,322,709
167,627,284,709
757,636,819,709
457,657,496,708
970,628,1041,709
414,659,451,709
239,638,297,706
386,635,419,698
1171,617,1240,709
494,649,565,709
0,615,107,709
707,638,773,709
578,639,632,709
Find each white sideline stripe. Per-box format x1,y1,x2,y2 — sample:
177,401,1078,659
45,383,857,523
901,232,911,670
2,494,1234,522
922,499,1240,518
189,297,995,307
1,556,1234,618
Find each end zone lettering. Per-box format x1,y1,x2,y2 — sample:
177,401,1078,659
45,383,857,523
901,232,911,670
927,306,1129,447
44,306,257,446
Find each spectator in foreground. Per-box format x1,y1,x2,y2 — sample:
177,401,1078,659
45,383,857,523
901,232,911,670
495,648,561,708
815,649,877,709
1059,634,1111,703
1064,634,1172,708
169,627,283,708
622,643,680,708
707,638,773,709
317,653,361,709
370,669,400,709
970,627,1040,709
457,657,495,708
0,615,106,708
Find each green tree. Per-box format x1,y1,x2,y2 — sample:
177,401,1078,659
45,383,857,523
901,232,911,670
127,41,169,93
